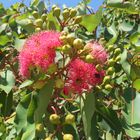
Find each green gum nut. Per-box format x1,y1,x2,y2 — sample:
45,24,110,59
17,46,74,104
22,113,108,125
52,5,57,10
96,64,102,71
55,79,64,89
70,9,77,18
107,45,114,52
45,137,52,140
103,76,111,84
62,44,72,54
32,11,38,18
85,54,94,63
73,38,84,49
62,9,69,20
59,35,67,44
73,16,82,24
53,7,61,18
35,27,41,32
107,67,115,75
41,13,47,21
63,134,73,140
34,19,43,27
114,48,121,56
65,114,75,124
66,34,75,45
105,84,112,91
115,55,121,62
49,114,60,125
36,123,44,132
108,59,115,66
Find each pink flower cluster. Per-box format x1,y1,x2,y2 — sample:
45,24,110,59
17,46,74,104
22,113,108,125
19,31,62,77
85,42,108,64
64,59,104,95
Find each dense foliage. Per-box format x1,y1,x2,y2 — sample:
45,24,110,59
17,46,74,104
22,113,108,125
0,0,140,139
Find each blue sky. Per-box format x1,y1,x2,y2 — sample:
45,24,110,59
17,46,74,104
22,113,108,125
0,0,103,12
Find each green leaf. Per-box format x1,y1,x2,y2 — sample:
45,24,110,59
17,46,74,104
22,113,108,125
14,38,26,52
96,104,122,134
63,124,79,140
133,79,140,92
47,12,60,31
119,20,135,32
123,88,140,138
80,93,96,140
120,49,131,78
80,7,102,32
107,1,139,14
14,93,32,134
0,35,11,46
0,70,15,94
30,0,39,6
0,23,8,33
106,22,118,45
130,32,140,47
21,94,37,140
16,19,35,34
35,80,54,123
19,80,33,89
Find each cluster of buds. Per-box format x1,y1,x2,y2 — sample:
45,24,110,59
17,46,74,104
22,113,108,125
52,6,82,27
32,11,48,32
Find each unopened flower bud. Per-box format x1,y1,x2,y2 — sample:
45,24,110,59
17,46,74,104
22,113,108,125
73,38,84,49
105,84,112,91
115,56,121,62
34,19,43,27
70,9,77,18
107,45,114,52
49,114,60,125
55,79,64,89
114,48,121,56
108,59,115,66
65,114,75,124
62,44,72,54
103,76,111,84
63,134,73,140
62,9,69,20
36,123,44,132
66,34,75,45
85,54,94,63
53,7,61,18
35,27,41,32
73,16,82,24
107,67,115,75
41,13,47,21
32,11,38,18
